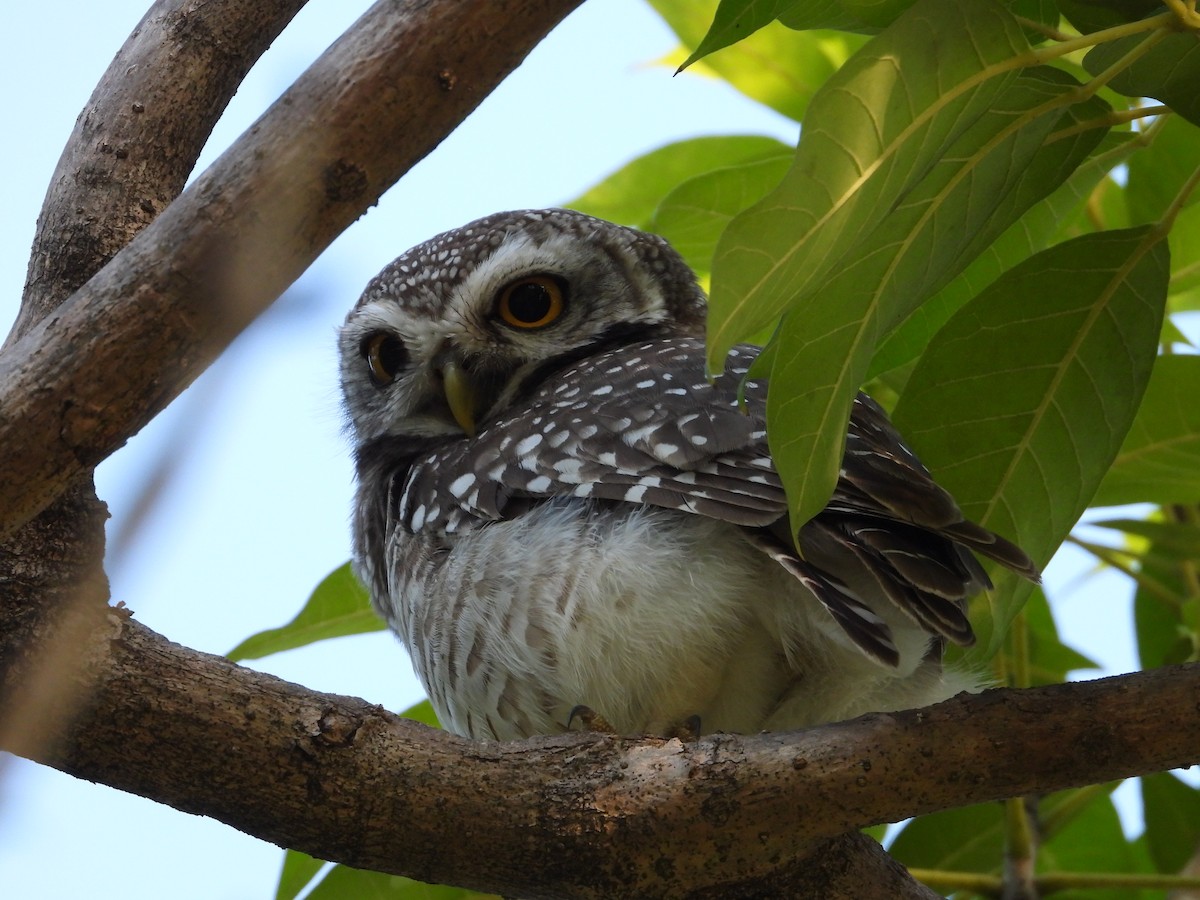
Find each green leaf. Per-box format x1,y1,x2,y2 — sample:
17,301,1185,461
1092,516,1200,556
891,786,1129,897
401,699,441,728
892,227,1169,655
227,562,381,661
1125,117,1200,301
651,153,792,276
707,0,1029,371
1058,0,1162,34
648,0,867,120
762,64,1101,525
1039,790,1147,900
1022,587,1098,683
1143,771,1200,873
1084,30,1200,128
1125,115,1200,226
1169,201,1200,298
779,0,879,30
870,132,1139,377
1095,355,1200,507
276,850,327,900
888,802,1004,871
1126,512,1199,668
678,0,803,70
1135,588,1194,669
566,136,792,230
306,865,499,899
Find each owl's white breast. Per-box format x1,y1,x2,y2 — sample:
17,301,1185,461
375,500,968,740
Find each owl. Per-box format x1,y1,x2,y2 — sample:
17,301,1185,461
340,208,1038,741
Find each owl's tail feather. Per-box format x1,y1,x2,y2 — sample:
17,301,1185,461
744,527,902,667
939,519,1042,583
745,507,1040,667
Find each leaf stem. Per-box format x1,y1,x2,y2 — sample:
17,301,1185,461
909,868,1002,896
1003,795,1038,898
1171,259,1200,292
1165,505,1200,659
1048,105,1170,143
1065,535,1183,607
1165,0,1200,29
1166,505,1200,599
1040,871,1200,891
1028,11,1175,64
1013,15,1075,43
1039,782,1116,837
910,869,1200,892
1155,160,1200,235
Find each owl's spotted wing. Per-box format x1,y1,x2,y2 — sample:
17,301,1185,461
396,337,1038,665
400,339,785,532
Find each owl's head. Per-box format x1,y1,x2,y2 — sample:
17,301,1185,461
339,209,706,444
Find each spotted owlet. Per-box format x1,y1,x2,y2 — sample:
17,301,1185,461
340,208,1038,741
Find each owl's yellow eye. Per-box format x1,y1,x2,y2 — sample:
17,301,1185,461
362,332,408,386
496,275,566,329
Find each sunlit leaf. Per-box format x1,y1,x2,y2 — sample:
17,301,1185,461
1085,30,1200,128
1096,354,1200,507
763,65,1102,525
707,0,1029,372
402,699,441,728
652,153,792,275
567,136,792,230
1169,201,1200,297
307,864,499,899
786,0,887,32
1142,772,1200,874
227,562,380,661
1125,115,1200,225
276,850,327,900
892,227,1169,655
1092,516,1200,556
649,0,867,120
678,0,806,70
1007,0,1060,37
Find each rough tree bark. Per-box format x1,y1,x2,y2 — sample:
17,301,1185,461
1,1,1196,898
14,609,1200,898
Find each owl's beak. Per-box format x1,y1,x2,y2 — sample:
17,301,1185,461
440,359,478,438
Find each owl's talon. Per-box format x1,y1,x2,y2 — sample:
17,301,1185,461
567,704,615,734
668,715,702,741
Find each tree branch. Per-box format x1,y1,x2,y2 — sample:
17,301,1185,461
13,0,310,340
0,0,582,540
9,610,1196,899
0,0,580,826
0,0,313,771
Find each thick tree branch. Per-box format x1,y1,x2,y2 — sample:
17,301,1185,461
0,0,312,768
14,0,310,340
9,610,1196,899
0,0,582,540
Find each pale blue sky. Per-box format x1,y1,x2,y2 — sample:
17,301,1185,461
0,3,1142,898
